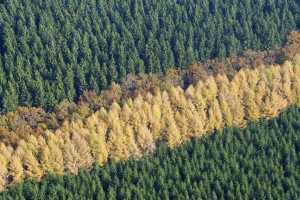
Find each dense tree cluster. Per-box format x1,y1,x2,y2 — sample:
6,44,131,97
0,54,300,190
0,0,299,112
1,107,299,199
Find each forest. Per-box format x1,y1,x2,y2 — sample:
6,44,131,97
0,106,299,199
0,0,300,198
0,0,299,112
0,44,300,190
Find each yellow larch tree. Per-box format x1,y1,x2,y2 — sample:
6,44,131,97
149,103,162,140
281,62,293,103
71,132,94,169
255,75,268,114
137,124,155,154
25,135,39,155
40,133,64,175
0,144,12,189
262,67,287,117
185,99,205,137
191,83,207,119
124,124,140,157
201,76,218,105
161,91,174,131
263,89,287,117
244,88,261,121
121,102,132,124
107,116,131,162
174,111,189,140
8,154,24,185
87,121,108,166
148,90,163,140
165,115,182,148
23,150,43,180
63,138,81,174
246,68,260,91
291,66,300,106
206,99,224,131
0,154,8,191
216,74,234,126
228,81,245,127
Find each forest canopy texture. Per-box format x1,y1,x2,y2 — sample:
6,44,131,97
0,107,299,199
0,50,300,191
0,0,300,197
0,0,299,112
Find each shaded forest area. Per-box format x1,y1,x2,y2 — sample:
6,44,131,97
0,0,299,112
1,107,299,199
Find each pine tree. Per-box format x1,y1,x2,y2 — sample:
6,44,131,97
2,82,18,112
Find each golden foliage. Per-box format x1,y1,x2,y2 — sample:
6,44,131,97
2,54,300,190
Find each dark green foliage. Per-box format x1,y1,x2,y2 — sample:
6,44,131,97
0,0,299,113
1,107,300,199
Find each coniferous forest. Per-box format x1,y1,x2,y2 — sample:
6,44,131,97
0,0,300,199
0,0,299,112
0,107,299,199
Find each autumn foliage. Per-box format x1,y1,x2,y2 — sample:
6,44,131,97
0,54,299,191
0,32,300,191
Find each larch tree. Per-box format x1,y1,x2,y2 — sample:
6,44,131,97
40,146,52,173
149,103,162,140
228,82,245,127
8,154,24,185
244,89,261,121
71,132,94,169
291,66,300,105
189,83,207,119
136,124,155,154
124,124,141,157
255,76,268,114
0,154,8,191
206,99,224,131
174,111,189,141
161,90,174,122
87,120,108,166
23,150,43,180
63,139,81,174
185,99,205,137
281,62,293,103
165,116,182,148
107,117,130,162
25,135,39,155
216,75,234,126
201,76,218,105
44,134,64,175
149,91,163,140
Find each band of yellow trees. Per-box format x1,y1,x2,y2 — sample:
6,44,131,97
0,55,300,191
